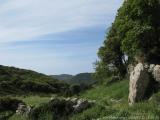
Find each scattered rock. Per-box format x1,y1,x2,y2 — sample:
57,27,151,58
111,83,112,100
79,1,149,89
110,98,122,103
29,97,94,120
50,97,94,113
65,97,71,101
73,99,93,113
128,63,150,105
70,97,78,104
148,64,156,73
153,65,160,83
16,103,33,115
128,64,134,75
88,100,96,103
50,97,54,101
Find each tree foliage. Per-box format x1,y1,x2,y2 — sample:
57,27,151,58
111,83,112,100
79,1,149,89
119,0,160,62
95,0,160,79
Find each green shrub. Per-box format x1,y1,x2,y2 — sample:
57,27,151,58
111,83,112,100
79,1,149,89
29,98,74,120
0,97,24,112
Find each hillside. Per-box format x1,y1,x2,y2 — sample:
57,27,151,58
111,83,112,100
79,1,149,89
8,79,160,120
69,79,160,120
52,73,96,85
0,65,69,95
52,74,74,82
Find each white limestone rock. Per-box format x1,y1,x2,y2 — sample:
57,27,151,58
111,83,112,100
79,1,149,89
129,63,150,105
153,65,160,83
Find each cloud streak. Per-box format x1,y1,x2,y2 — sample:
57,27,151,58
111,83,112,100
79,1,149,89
0,0,123,74
0,0,123,43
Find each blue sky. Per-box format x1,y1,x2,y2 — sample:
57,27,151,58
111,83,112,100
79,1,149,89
0,0,123,75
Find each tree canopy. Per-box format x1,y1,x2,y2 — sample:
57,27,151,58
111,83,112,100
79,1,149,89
95,0,160,79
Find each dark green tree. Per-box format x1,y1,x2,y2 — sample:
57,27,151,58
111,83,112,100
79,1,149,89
96,24,127,78
119,0,160,63
95,0,160,80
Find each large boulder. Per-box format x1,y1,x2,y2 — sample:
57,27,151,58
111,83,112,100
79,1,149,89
16,103,33,115
129,63,150,105
73,99,93,113
153,65,160,83
128,64,134,75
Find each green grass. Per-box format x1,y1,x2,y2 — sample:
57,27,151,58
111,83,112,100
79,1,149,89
9,112,53,120
7,95,52,120
9,114,28,120
81,80,129,100
70,79,160,120
16,95,51,107
3,79,160,120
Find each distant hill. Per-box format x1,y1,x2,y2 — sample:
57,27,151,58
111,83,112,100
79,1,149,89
0,65,69,95
52,74,74,81
51,73,96,85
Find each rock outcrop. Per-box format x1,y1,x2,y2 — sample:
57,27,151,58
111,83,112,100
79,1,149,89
16,103,33,115
129,62,160,105
64,97,94,113
129,63,150,105
26,97,94,119
153,65,160,83
73,99,92,112
128,64,134,75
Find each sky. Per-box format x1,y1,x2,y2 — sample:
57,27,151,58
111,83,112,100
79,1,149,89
0,0,123,75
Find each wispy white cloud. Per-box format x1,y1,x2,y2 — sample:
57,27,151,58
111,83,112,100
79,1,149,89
0,40,99,74
0,0,123,74
0,0,123,43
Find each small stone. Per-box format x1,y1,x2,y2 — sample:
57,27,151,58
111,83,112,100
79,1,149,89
16,103,33,115
73,99,92,113
148,64,155,73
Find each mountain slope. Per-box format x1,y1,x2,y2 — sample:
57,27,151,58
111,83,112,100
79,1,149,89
52,74,74,81
0,65,69,95
69,73,96,85
51,73,96,85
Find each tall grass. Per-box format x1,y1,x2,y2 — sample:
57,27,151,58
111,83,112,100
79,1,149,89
20,95,51,106
70,79,160,120
3,79,160,120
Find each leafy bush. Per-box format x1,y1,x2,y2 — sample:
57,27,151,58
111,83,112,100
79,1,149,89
29,98,74,120
0,65,71,95
0,97,24,112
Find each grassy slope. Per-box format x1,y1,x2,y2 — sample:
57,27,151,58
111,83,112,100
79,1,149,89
0,65,69,95
9,96,52,120
0,65,56,83
5,79,160,120
70,79,160,120
0,65,71,119
16,96,51,107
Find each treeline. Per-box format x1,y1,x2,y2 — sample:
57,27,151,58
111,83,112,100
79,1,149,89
0,65,89,96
